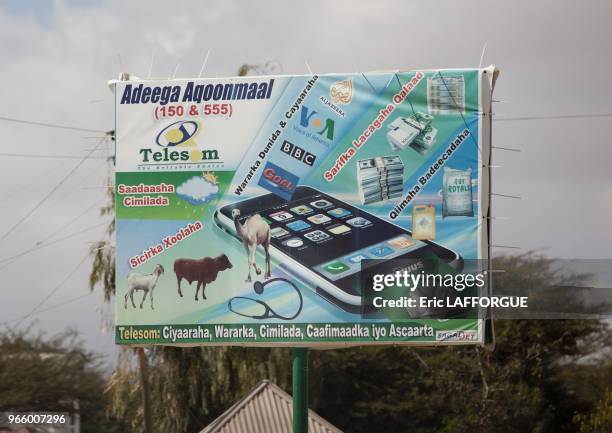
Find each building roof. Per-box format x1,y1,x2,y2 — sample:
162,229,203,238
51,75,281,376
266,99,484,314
200,380,344,433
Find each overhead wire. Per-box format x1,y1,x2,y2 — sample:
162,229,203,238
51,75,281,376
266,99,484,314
10,252,91,328
0,152,107,160
0,292,94,326
494,113,612,122
0,137,106,242
0,123,111,326
0,159,68,203
0,115,106,133
0,221,108,269
0,212,104,272
27,293,94,319
0,155,109,270
38,197,106,246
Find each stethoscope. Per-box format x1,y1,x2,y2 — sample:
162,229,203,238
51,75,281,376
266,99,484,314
228,278,303,320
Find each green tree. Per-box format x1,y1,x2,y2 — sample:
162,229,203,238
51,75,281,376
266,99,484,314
573,389,612,433
0,328,126,433
106,346,292,433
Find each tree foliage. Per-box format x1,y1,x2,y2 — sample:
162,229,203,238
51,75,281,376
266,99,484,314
0,328,125,433
573,389,612,433
107,346,292,433
89,159,115,302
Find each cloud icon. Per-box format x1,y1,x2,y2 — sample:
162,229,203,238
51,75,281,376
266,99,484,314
176,176,219,205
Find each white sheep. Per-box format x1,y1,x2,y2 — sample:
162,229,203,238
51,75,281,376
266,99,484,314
124,264,164,310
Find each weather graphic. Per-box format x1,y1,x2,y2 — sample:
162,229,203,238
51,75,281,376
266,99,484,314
175,172,219,205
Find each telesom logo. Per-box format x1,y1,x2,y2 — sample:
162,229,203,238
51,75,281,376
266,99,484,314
139,120,220,164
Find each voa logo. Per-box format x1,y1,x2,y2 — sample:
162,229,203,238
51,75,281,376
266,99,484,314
140,120,220,163
299,106,335,141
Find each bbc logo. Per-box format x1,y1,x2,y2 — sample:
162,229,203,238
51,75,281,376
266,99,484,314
280,140,316,166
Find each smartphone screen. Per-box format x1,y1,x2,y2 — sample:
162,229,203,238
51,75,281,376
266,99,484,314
218,186,460,299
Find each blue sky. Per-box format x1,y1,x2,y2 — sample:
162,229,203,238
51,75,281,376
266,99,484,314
3,0,99,23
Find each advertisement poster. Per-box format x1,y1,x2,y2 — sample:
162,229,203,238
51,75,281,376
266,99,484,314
113,67,496,346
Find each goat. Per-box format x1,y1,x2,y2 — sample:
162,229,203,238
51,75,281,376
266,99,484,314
124,264,164,310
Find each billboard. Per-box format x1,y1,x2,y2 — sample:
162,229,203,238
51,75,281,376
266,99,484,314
113,67,497,346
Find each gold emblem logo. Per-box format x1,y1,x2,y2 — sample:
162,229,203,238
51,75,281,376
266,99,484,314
330,79,353,104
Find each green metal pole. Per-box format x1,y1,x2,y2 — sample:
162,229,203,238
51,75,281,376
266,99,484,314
292,347,309,433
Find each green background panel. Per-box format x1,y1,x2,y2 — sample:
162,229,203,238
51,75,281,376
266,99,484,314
116,171,234,220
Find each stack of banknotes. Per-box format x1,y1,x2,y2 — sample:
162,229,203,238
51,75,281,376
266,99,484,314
427,75,465,115
357,156,404,205
386,112,437,155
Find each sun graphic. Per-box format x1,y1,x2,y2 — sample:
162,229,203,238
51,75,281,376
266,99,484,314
201,171,218,185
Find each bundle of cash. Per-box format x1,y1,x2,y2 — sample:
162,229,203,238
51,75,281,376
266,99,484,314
427,75,465,115
386,112,437,155
412,124,437,155
357,156,404,205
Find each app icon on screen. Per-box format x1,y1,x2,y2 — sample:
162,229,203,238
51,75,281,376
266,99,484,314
271,227,289,238
346,252,369,264
346,217,372,228
304,230,331,242
323,261,350,275
388,235,415,249
310,199,333,209
328,224,351,235
283,237,304,248
307,213,332,225
327,207,352,218
368,244,394,257
286,220,311,231
270,210,294,222
290,204,314,215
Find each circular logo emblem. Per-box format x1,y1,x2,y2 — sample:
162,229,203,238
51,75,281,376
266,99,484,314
156,120,199,147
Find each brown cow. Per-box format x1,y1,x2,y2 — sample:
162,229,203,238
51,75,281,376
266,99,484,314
174,254,233,301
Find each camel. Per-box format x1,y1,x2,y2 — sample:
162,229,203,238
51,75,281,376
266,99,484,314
232,209,271,282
